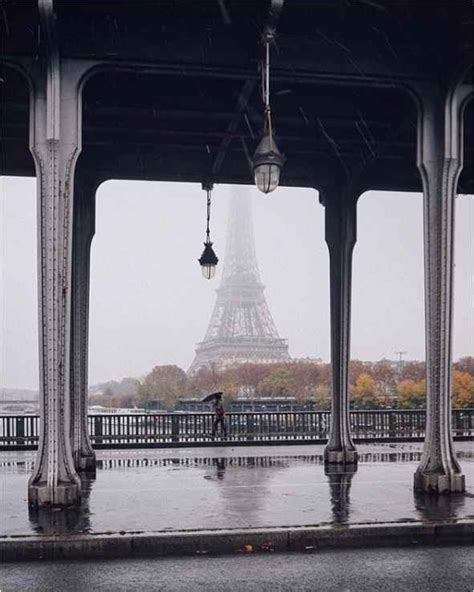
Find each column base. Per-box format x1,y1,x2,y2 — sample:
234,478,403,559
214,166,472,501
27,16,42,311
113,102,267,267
29,505,82,534
28,480,81,507
414,470,465,494
76,452,96,474
324,447,358,465
325,463,358,477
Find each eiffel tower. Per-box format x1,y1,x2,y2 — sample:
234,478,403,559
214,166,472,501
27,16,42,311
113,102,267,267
189,190,290,373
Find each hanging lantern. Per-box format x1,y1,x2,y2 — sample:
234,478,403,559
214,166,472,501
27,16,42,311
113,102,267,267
252,29,285,194
198,184,219,279
199,241,219,280
253,133,285,194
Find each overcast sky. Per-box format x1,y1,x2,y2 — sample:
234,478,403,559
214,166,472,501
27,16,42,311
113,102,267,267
1,176,472,390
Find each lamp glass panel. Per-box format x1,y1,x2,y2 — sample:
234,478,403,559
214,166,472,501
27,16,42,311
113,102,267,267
201,263,216,280
254,163,280,193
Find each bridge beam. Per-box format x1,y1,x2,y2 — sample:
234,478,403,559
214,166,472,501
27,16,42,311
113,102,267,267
413,83,472,494
322,185,359,466
70,172,98,473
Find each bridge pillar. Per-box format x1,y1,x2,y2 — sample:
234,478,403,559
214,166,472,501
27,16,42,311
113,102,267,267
414,84,472,494
70,173,97,473
28,1,90,506
322,188,358,466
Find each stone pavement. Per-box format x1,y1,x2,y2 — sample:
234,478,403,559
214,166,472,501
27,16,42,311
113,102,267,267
1,442,473,537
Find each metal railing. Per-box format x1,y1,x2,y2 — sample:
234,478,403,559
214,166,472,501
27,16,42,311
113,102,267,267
1,409,473,450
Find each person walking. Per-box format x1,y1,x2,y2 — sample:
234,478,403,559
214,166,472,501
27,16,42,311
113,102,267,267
212,393,227,439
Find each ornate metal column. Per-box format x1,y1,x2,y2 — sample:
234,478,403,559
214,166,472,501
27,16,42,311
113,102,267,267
322,188,358,465
414,83,472,493
28,0,90,506
70,172,98,473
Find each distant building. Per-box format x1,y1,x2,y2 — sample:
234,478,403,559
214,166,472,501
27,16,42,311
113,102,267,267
144,399,166,411
230,397,305,413
188,191,290,374
174,398,213,412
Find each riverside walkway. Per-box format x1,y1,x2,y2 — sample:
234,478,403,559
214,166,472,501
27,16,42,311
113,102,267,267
1,441,473,561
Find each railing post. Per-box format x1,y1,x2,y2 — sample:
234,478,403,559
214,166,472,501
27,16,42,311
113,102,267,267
171,414,179,442
16,417,25,443
246,413,254,441
93,416,103,445
389,411,396,440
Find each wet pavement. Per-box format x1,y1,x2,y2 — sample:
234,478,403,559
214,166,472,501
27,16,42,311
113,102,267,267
1,442,473,537
2,546,474,592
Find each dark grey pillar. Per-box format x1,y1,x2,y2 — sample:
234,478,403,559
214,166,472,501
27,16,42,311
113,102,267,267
28,1,93,506
70,173,98,473
414,84,472,493
323,189,358,465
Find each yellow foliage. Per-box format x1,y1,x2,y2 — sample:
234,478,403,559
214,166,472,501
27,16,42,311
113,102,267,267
452,370,474,408
398,379,425,397
396,379,425,409
352,372,376,397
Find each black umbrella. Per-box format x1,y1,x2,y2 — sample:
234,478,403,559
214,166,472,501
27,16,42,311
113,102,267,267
201,391,223,403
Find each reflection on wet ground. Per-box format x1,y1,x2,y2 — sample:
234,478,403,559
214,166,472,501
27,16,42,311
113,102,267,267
1,442,473,537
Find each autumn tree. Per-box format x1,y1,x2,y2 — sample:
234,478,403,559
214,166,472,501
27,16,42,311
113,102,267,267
399,361,425,382
311,383,331,410
139,365,189,409
257,367,298,398
397,379,426,409
454,357,474,376
189,365,221,395
90,356,473,412
350,372,379,409
371,359,398,397
218,367,241,400
349,360,368,385
234,363,271,394
288,362,324,400
452,370,474,408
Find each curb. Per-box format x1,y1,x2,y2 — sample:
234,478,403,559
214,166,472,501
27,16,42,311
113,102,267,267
3,435,473,452
1,520,473,562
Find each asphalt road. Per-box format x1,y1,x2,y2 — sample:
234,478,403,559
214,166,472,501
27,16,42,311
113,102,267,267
1,545,473,592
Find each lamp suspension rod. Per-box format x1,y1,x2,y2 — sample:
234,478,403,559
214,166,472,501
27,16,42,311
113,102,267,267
263,35,274,149
206,187,211,242
265,39,270,111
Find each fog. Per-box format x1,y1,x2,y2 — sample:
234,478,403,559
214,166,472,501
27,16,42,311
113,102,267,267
1,176,472,389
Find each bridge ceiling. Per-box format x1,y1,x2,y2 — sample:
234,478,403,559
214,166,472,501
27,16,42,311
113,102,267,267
1,1,472,193
79,70,420,191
